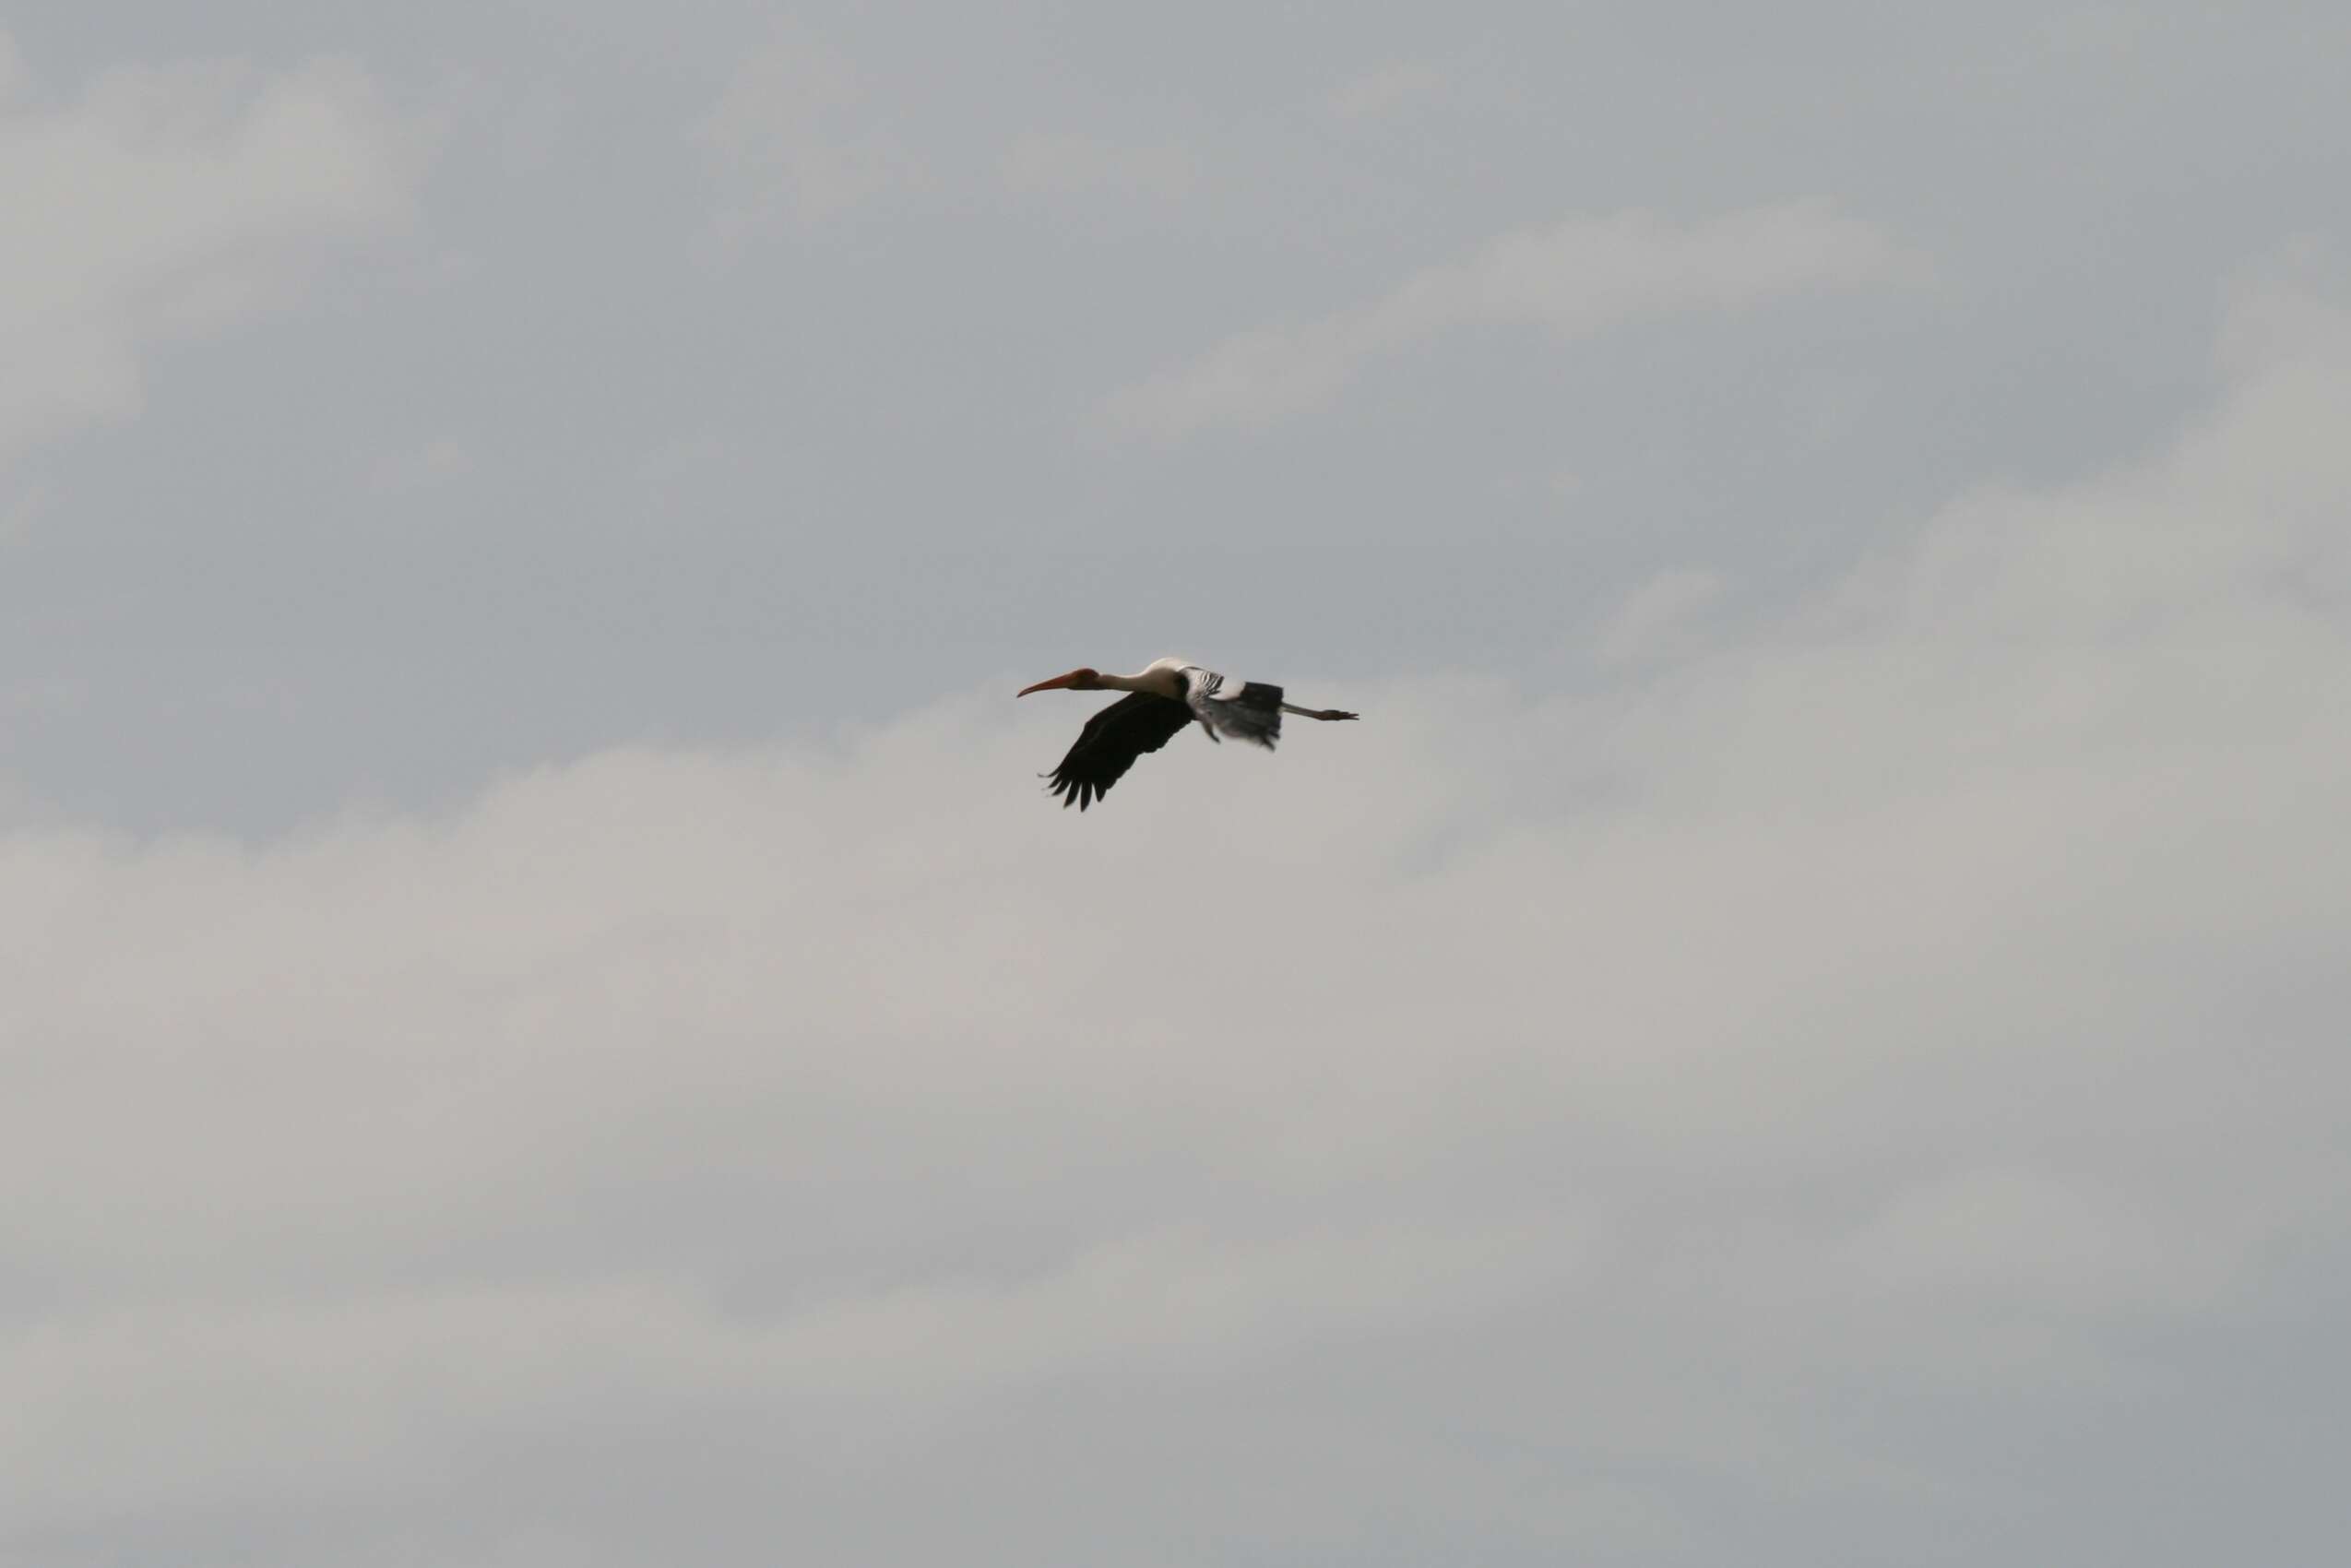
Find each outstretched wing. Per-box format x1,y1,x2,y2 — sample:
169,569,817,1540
1181,668,1283,750
1043,692,1195,811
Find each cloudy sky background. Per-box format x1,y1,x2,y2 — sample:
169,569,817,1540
5,3,2348,1562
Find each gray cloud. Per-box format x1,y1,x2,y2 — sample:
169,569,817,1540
6,1,2345,834
1106,202,1920,439
0,42,424,469
6,6,2351,1560
999,130,1199,202
1324,60,1448,120
692,18,913,249
5,276,2346,1563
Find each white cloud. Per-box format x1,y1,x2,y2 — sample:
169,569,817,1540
1597,567,1727,665
5,279,2349,1562
1000,130,1198,201
366,435,472,493
692,20,908,250
0,41,426,471
1106,201,1921,439
1326,61,1446,120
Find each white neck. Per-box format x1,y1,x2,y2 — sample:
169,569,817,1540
1099,666,1184,699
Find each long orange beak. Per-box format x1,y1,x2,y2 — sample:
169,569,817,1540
1017,671,1086,697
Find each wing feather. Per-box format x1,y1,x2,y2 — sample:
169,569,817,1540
1183,671,1283,750
1042,692,1194,811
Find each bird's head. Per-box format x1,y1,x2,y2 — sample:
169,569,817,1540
1016,668,1100,696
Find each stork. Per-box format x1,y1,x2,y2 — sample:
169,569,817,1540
1017,657,1358,811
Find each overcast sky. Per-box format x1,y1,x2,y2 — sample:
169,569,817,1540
5,3,2349,1563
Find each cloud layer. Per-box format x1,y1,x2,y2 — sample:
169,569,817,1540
1108,202,1918,439
6,278,2346,1565
0,43,424,469
692,19,910,247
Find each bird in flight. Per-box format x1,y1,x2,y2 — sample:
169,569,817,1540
1017,657,1358,811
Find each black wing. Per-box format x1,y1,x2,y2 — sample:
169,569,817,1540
1183,671,1283,750
1043,692,1195,811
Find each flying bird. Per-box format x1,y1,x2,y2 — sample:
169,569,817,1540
1017,657,1358,811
